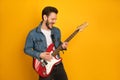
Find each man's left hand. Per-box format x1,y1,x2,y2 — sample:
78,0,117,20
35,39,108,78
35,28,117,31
62,42,68,49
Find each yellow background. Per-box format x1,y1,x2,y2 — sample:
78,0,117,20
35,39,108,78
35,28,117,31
0,0,120,80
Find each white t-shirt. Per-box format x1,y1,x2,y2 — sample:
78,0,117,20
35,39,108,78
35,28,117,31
41,28,59,59
41,29,52,48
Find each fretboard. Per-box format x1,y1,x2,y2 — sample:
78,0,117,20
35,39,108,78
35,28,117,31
52,29,80,56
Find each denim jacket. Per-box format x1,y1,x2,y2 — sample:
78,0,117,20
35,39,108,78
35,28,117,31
24,22,63,60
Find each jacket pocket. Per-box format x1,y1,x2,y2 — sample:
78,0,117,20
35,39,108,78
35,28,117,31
34,39,43,51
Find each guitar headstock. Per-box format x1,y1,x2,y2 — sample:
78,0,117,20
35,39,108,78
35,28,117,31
77,22,88,32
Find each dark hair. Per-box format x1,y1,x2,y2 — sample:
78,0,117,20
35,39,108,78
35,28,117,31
42,6,58,20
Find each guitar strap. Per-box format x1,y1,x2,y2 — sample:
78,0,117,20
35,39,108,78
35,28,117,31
51,34,57,48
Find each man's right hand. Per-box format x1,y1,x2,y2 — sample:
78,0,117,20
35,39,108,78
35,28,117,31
40,52,52,61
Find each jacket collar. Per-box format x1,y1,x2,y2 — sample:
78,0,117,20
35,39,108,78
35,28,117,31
36,21,54,35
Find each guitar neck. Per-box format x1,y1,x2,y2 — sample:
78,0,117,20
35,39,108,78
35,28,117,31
51,22,88,56
64,29,79,42
52,29,80,56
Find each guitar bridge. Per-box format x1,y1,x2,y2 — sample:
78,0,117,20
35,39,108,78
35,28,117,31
40,59,48,67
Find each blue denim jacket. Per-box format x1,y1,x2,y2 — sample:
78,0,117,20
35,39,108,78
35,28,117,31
24,22,62,60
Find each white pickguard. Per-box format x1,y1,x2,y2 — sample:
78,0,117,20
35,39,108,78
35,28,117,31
35,51,62,75
45,56,61,74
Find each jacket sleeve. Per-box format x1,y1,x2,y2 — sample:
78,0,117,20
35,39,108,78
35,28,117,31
24,32,41,60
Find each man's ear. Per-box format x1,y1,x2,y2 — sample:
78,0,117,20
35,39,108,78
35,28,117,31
43,15,47,21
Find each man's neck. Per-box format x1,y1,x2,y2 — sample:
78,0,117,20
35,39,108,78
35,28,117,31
41,21,50,30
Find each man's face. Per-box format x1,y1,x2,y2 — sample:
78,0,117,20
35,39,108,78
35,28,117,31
45,12,57,29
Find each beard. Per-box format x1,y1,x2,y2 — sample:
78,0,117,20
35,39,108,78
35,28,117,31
46,20,54,29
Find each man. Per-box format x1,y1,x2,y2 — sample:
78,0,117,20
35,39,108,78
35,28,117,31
24,6,68,80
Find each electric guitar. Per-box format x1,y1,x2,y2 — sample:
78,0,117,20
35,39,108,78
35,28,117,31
33,22,88,77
